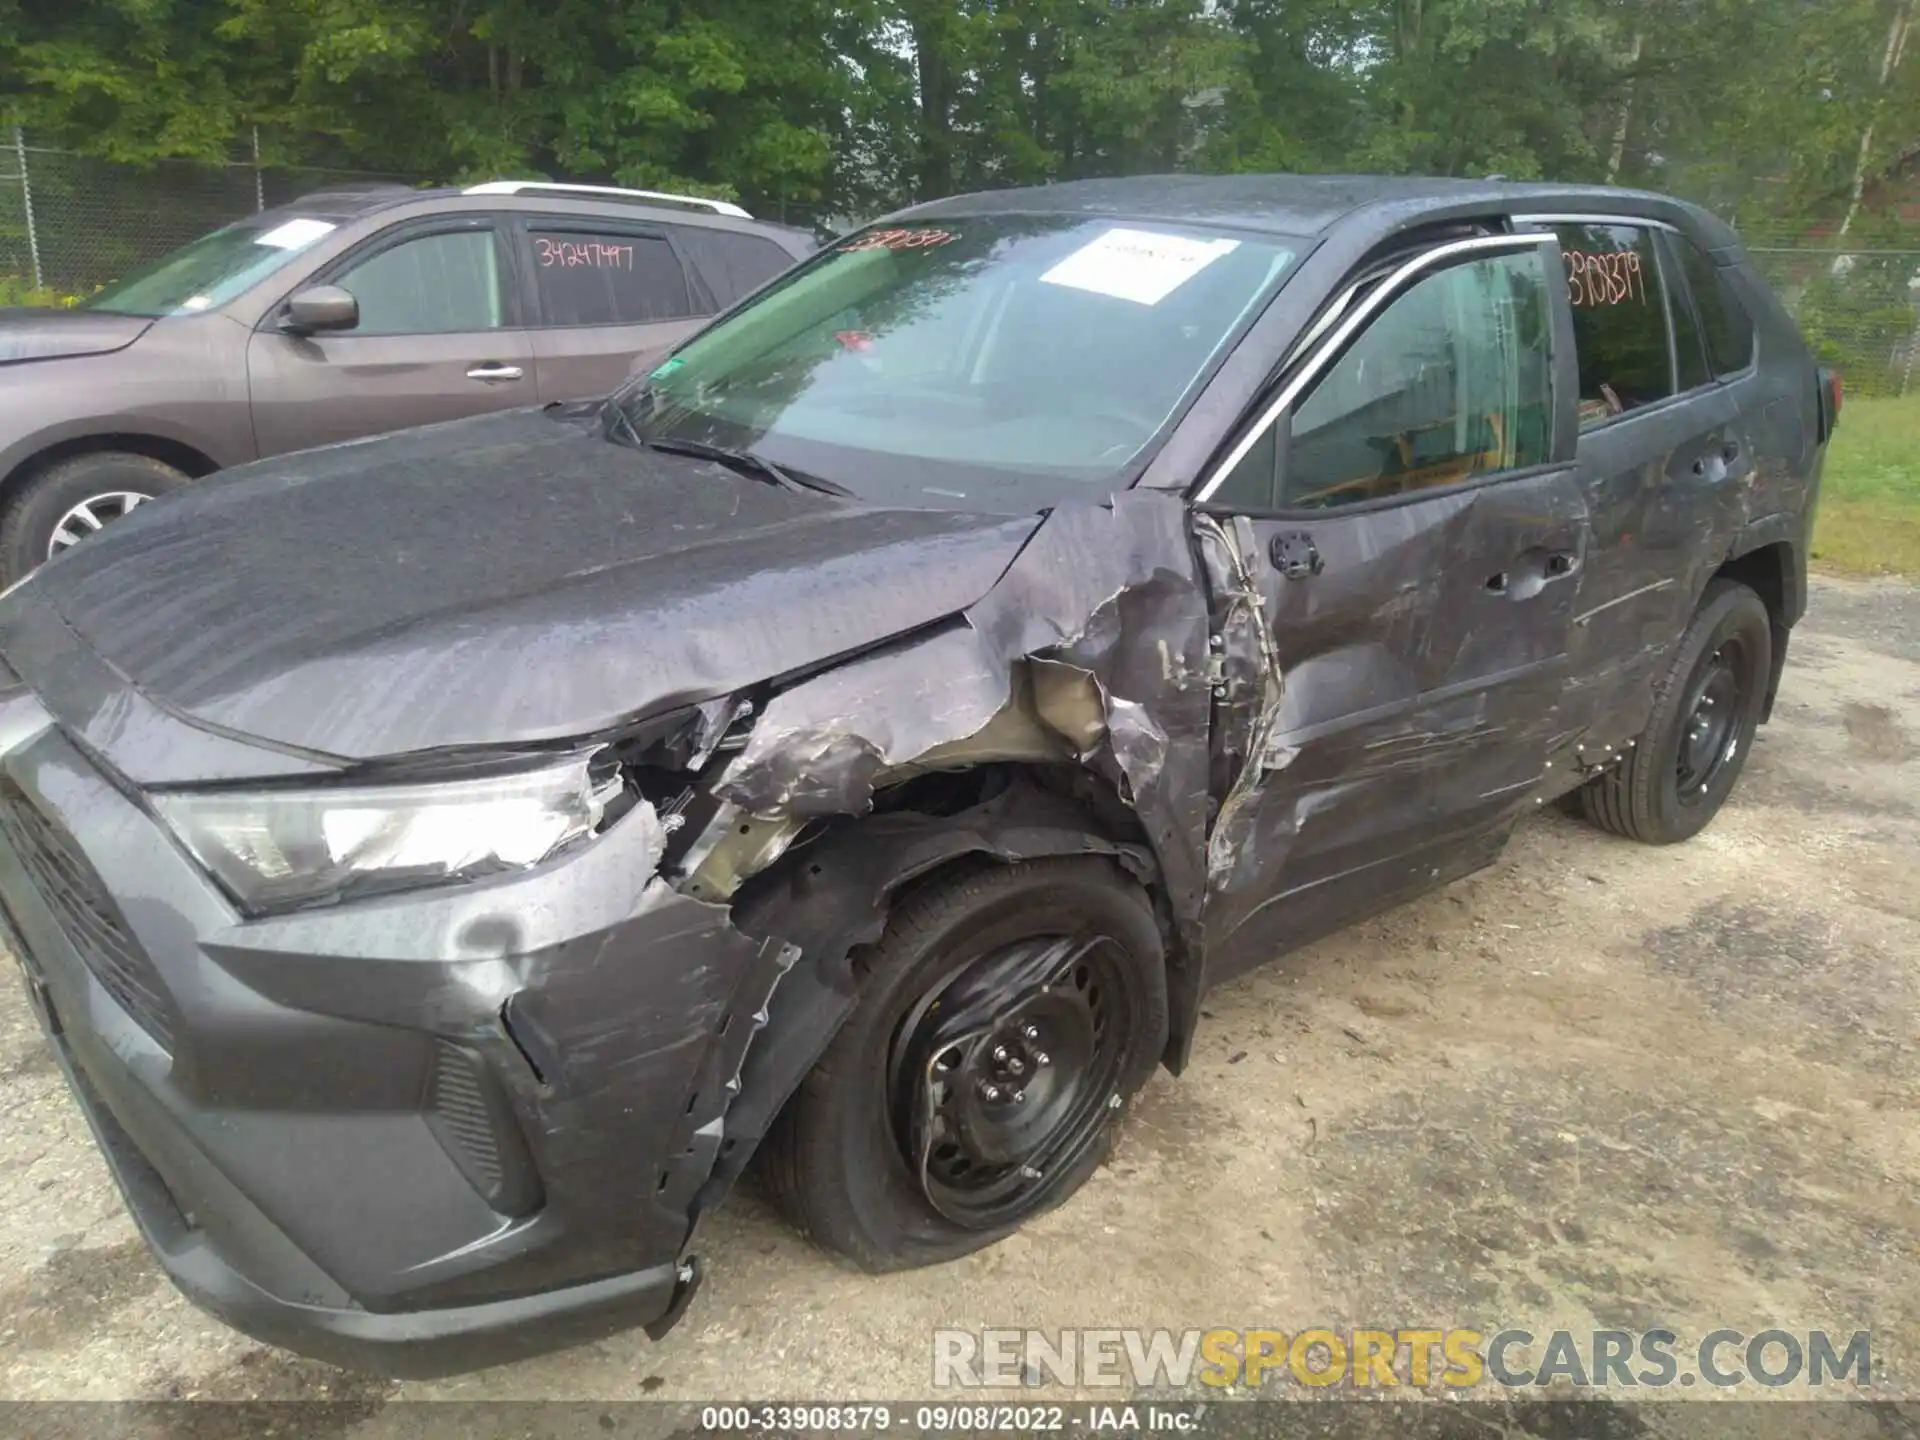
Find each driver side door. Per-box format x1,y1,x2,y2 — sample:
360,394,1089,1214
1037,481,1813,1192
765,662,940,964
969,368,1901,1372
248,217,534,457
1197,233,1590,984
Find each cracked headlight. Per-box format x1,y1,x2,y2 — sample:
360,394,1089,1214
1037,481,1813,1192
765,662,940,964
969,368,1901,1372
155,754,620,913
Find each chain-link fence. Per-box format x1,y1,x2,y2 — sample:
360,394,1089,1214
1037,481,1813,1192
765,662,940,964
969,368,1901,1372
4,131,1918,392
0,129,425,304
1743,239,1920,396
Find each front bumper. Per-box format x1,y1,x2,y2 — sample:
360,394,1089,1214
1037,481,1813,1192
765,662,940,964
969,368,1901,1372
0,693,787,1376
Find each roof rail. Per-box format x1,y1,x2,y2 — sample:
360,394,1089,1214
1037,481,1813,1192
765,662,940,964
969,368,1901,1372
462,181,752,218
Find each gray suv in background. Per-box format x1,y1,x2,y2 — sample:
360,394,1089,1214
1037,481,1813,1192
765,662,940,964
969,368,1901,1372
0,181,815,583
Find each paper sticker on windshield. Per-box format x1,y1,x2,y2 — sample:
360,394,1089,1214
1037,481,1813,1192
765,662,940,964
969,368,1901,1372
255,218,338,250
1041,228,1240,306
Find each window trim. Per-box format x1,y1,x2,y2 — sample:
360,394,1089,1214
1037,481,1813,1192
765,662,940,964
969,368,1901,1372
1191,231,1561,507
1665,229,1761,382
1655,227,1716,396
510,214,707,329
255,214,521,335
1512,210,1684,234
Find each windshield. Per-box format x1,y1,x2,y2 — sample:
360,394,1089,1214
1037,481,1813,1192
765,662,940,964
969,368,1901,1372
83,215,342,317
617,216,1299,509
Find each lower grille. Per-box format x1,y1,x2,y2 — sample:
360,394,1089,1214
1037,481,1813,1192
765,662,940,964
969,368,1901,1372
428,1044,505,1191
0,783,178,1051
425,1041,542,1216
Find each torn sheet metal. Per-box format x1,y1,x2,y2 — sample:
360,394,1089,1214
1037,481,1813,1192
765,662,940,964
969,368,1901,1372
690,489,1215,1080
964,490,1215,944
710,490,1214,949
715,621,1013,818
1193,513,1289,897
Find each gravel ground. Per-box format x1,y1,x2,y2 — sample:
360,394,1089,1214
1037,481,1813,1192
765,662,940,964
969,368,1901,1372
0,575,1914,1434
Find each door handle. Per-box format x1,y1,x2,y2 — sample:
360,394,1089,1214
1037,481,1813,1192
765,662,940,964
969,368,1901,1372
466,363,524,382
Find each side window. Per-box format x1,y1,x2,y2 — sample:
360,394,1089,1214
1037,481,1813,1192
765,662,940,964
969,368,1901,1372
1272,249,1554,510
527,228,698,326
1664,238,1713,392
334,229,504,335
1674,236,1756,375
672,227,796,308
1551,224,1672,426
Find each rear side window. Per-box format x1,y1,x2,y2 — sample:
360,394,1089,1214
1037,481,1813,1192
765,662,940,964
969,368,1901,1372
674,228,796,308
1552,224,1672,426
1674,236,1756,375
527,228,699,326
1666,247,1713,392
335,229,504,334
1272,249,1555,509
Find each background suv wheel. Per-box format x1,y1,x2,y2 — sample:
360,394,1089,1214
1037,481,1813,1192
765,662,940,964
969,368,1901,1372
0,452,191,585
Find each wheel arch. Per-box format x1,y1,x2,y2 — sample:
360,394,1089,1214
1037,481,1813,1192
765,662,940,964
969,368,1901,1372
0,431,220,512
1710,537,1797,723
686,762,1175,1229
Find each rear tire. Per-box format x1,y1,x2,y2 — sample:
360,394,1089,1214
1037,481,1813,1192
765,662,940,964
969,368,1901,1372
0,452,192,586
760,857,1167,1272
1572,578,1771,844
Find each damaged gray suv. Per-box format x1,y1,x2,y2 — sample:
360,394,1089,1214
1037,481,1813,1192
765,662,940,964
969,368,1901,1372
0,175,1835,1375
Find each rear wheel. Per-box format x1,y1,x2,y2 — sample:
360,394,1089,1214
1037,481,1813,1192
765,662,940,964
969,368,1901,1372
0,452,192,585
1572,578,1771,844
760,857,1167,1271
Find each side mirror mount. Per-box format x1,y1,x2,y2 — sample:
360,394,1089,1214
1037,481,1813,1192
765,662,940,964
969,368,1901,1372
281,286,359,335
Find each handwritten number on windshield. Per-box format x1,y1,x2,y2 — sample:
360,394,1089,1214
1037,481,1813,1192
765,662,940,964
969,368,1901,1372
843,228,957,253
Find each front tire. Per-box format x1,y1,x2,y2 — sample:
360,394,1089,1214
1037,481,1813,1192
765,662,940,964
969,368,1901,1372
0,451,192,586
1573,578,1772,844
760,857,1168,1271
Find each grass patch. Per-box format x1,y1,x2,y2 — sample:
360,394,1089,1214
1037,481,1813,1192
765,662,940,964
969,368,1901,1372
1812,393,1920,577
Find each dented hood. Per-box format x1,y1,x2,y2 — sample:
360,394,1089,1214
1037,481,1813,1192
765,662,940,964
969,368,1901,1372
0,407,1041,772
0,307,155,364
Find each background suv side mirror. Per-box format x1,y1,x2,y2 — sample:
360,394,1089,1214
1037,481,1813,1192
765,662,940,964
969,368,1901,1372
281,286,360,335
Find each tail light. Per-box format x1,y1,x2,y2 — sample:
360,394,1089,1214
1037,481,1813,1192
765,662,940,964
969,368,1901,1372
1817,365,1842,442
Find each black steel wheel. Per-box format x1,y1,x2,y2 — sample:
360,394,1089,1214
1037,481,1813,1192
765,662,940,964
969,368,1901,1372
894,933,1133,1229
1673,638,1747,805
1573,578,1772,844
760,857,1168,1271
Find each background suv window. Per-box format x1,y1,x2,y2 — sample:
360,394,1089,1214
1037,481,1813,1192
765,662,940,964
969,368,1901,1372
674,228,796,308
1551,223,1673,426
335,228,504,335
1276,249,1554,509
527,228,698,325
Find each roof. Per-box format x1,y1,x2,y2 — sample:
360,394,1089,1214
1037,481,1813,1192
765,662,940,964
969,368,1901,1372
255,183,809,241
896,173,1737,249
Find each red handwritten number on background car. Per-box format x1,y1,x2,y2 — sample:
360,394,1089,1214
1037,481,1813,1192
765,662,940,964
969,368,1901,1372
535,238,636,270
1563,248,1645,307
